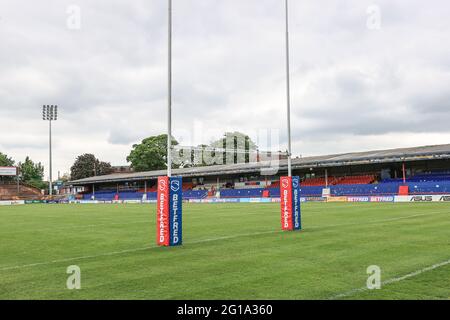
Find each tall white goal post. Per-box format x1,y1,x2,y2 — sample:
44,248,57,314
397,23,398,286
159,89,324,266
156,0,302,248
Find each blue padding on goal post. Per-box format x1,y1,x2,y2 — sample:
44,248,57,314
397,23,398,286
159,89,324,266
292,176,302,230
169,177,183,246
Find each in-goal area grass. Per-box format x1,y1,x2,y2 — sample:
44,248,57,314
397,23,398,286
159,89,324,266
0,202,448,300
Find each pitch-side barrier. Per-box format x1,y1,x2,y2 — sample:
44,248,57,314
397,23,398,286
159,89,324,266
5,195,450,207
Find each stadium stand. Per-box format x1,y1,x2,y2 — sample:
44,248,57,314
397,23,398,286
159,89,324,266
301,175,375,186
68,144,450,201
79,179,450,200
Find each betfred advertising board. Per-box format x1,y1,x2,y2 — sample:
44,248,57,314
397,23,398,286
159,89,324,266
347,197,370,202
370,196,394,202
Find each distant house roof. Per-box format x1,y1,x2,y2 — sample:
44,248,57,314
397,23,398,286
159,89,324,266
69,144,450,185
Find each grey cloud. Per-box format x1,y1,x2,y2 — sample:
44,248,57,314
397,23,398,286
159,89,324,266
1,0,450,177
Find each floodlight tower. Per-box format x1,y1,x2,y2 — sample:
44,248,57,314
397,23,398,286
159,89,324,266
42,105,58,196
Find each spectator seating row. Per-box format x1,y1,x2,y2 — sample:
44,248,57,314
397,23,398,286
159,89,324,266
219,180,450,198
301,177,335,186
383,173,450,183
83,189,208,201
270,181,280,188
301,175,375,186
220,188,265,198
183,190,208,199
183,183,194,191
337,175,375,185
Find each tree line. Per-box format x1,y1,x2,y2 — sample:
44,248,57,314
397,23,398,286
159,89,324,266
0,152,46,190
70,131,257,181
2,131,258,184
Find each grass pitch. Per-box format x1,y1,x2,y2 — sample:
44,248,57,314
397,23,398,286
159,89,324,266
0,202,449,300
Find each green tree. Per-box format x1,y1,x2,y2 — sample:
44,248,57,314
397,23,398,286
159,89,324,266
0,152,15,167
59,173,71,183
127,134,179,172
97,161,113,176
19,156,46,189
209,131,258,164
70,154,113,180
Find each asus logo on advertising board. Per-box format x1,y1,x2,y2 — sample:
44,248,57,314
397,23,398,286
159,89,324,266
439,196,450,202
410,196,432,202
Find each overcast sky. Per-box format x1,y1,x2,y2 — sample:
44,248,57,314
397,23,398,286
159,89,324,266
1,0,449,179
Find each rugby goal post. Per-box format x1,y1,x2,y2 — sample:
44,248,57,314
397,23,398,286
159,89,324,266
156,0,301,248
280,0,302,232
156,0,182,247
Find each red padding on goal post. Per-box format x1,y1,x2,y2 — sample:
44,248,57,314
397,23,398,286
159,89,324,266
280,176,294,231
157,176,170,246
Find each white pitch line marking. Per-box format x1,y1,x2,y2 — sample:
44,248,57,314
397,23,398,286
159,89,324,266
330,258,450,300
